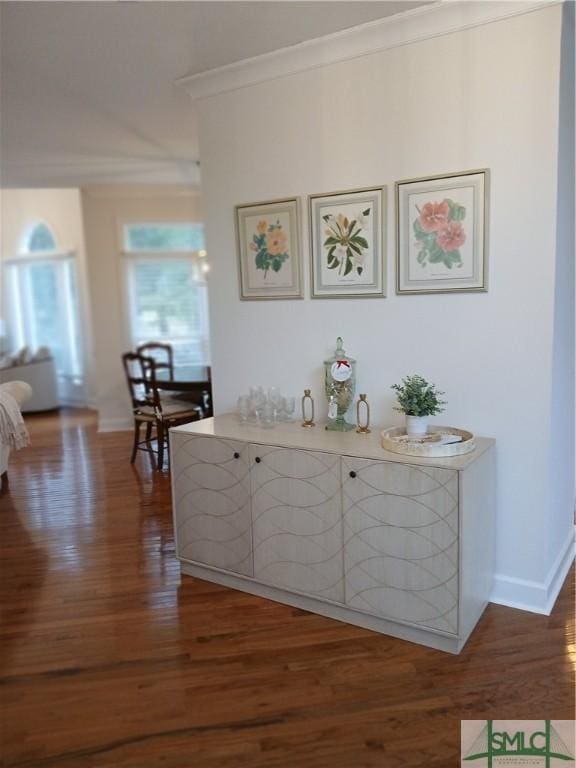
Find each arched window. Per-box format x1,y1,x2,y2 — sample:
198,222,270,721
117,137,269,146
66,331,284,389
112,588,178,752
25,223,58,253
5,221,84,402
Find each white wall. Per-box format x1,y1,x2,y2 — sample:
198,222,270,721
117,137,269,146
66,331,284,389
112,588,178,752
547,0,575,593
197,4,574,612
0,188,94,403
81,185,203,431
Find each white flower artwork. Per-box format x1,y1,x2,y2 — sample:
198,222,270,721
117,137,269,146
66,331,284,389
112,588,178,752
309,187,386,298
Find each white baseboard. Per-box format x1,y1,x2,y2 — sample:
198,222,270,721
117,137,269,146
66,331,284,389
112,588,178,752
543,529,576,614
98,417,132,433
490,528,575,614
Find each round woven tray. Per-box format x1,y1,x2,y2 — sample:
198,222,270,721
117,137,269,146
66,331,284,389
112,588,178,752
380,426,476,458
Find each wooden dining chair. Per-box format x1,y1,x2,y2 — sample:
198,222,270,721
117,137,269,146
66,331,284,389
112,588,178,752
135,341,186,415
136,342,174,379
122,351,157,464
122,352,201,471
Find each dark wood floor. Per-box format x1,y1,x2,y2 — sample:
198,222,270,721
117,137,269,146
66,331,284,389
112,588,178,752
1,410,574,768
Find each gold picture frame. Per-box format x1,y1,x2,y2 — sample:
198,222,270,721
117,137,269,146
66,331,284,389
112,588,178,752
235,197,303,300
309,186,386,298
396,169,490,294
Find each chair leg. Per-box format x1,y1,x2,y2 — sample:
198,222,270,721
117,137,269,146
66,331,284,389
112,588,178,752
156,421,165,471
131,420,141,463
145,422,153,442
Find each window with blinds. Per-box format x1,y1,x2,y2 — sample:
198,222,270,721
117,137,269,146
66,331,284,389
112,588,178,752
123,223,209,367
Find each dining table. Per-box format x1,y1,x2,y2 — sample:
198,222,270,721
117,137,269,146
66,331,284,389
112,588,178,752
154,365,213,418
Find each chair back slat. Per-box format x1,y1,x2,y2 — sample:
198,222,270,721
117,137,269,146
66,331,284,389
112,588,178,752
134,355,168,416
136,342,174,379
122,352,155,409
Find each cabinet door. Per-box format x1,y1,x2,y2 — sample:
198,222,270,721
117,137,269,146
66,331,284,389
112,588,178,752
251,446,343,603
342,457,458,634
171,433,253,576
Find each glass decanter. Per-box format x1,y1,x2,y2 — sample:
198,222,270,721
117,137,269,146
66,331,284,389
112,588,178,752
324,337,356,431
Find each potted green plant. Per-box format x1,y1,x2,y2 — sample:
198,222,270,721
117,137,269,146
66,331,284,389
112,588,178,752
391,374,446,436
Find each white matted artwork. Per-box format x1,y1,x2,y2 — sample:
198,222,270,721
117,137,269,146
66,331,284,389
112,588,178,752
396,169,489,294
309,187,386,298
236,198,302,300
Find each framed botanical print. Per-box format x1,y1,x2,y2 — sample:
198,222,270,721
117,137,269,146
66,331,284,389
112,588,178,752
309,186,386,298
396,169,489,294
236,198,303,300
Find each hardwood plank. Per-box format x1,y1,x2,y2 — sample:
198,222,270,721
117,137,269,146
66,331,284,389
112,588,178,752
0,409,573,768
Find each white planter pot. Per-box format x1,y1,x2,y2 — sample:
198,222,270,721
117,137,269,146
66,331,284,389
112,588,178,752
405,415,428,436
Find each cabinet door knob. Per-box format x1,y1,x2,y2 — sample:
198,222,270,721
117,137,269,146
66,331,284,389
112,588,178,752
349,470,357,479
233,452,240,459
255,456,261,463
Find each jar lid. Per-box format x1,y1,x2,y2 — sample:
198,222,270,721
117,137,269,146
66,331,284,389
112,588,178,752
324,336,356,365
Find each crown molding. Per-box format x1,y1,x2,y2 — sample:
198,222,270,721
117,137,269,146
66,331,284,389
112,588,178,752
177,0,561,102
81,184,201,200
1,157,201,189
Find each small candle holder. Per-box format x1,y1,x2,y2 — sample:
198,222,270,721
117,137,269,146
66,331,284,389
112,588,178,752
301,389,315,428
356,394,371,434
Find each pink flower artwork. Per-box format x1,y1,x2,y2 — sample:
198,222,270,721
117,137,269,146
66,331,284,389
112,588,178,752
419,201,450,232
437,221,466,252
412,196,467,269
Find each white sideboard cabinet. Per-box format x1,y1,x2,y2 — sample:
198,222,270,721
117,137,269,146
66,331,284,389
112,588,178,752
170,414,495,653
171,435,253,576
